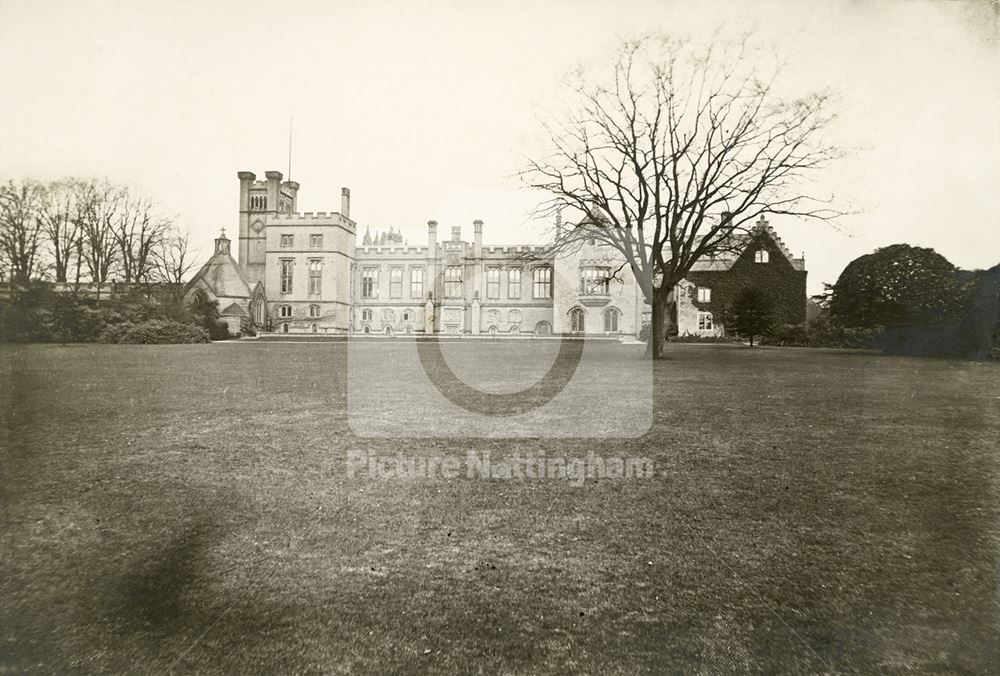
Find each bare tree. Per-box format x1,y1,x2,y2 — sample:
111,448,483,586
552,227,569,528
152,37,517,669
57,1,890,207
0,179,46,282
77,179,122,286
523,36,841,357
39,179,85,283
113,191,170,283
153,225,198,290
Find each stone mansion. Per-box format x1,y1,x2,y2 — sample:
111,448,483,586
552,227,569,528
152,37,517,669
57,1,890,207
184,170,807,338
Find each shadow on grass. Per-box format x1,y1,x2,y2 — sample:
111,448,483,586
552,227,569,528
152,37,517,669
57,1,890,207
110,517,223,634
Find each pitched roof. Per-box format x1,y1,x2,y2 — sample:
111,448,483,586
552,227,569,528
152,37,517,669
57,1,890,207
184,248,253,299
220,302,249,317
688,220,805,272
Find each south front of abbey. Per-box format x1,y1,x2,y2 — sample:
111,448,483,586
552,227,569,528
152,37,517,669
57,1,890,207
185,170,807,338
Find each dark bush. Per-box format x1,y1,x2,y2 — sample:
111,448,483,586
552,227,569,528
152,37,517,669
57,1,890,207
98,320,209,344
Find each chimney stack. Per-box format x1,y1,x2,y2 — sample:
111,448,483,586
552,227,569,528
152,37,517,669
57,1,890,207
341,187,351,220
265,171,283,213
473,219,483,257
427,220,438,251
451,225,462,243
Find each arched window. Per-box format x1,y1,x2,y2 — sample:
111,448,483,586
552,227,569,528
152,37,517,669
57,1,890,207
405,326,412,334
281,323,289,333
251,295,265,324
604,308,620,332
363,326,370,334
488,325,498,335
361,309,373,321
535,321,552,336
309,304,320,318
279,305,292,318
384,326,393,335
569,307,585,334
310,323,318,334
509,325,519,334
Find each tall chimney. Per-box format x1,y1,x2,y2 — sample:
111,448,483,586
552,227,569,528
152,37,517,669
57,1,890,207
451,225,462,243
264,171,282,213
473,220,483,257
341,187,351,220
427,220,438,251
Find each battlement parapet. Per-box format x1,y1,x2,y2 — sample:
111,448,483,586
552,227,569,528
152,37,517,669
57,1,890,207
357,245,428,255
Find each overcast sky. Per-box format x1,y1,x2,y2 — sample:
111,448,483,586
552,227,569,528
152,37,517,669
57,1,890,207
1,0,997,294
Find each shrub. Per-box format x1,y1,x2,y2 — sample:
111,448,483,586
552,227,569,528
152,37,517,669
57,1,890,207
98,320,209,344
669,333,737,343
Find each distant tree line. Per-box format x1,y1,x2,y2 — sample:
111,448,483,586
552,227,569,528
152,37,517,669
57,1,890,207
0,177,225,344
0,177,195,287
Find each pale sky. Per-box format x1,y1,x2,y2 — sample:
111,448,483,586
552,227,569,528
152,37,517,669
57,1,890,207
1,0,998,294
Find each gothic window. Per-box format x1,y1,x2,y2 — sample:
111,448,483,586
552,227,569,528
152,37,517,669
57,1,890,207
389,267,403,298
570,307,585,333
508,268,521,299
361,309,373,321
535,320,552,336
444,266,463,298
308,259,322,295
533,267,552,299
580,267,610,294
309,304,320,318
280,259,293,293
603,308,620,332
279,304,292,318
361,267,378,298
486,267,501,299
410,267,424,298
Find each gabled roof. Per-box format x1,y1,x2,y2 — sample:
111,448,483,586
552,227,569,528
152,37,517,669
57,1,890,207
688,220,805,272
220,302,249,317
184,248,253,300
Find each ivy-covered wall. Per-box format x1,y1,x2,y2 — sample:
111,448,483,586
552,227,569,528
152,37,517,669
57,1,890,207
683,231,808,330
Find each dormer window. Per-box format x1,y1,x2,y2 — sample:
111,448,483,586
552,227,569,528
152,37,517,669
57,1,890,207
754,250,770,263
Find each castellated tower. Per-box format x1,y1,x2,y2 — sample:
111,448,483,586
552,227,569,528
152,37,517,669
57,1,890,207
237,170,300,285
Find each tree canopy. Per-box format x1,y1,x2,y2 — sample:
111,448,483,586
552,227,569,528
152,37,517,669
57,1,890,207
829,244,966,328
724,287,775,346
522,35,841,357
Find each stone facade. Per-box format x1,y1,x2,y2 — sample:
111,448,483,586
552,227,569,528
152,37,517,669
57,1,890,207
184,171,807,339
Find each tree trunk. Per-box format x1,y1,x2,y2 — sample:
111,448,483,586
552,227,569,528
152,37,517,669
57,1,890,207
646,291,672,359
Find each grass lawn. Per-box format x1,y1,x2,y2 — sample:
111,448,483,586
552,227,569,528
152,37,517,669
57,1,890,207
1,342,998,674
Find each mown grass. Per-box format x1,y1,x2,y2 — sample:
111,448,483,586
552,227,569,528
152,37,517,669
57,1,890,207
1,342,998,674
